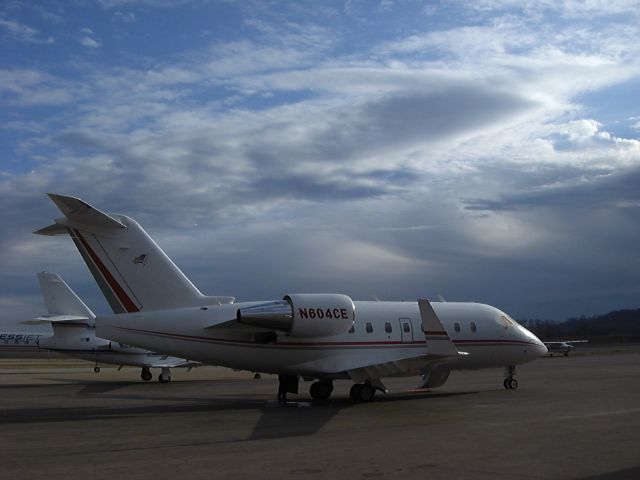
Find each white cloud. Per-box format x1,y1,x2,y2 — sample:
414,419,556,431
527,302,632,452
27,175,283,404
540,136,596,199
0,69,74,106
80,36,101,48
113,11,137,23
2,1,640,319
0,18,53,44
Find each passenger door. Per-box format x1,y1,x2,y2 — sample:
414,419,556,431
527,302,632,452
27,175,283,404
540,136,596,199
399,318,414,343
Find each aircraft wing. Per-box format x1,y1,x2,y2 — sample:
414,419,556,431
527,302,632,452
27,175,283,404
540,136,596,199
145,356,202,368
418,298,467,357
205,298,462,381
294,299,464,382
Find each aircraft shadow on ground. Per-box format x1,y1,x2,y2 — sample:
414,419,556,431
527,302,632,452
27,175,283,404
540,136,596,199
0,379,479,442
580,466,640,480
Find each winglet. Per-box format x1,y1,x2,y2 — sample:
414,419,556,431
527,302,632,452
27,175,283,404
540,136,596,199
34,193,125,235
418,298,465,357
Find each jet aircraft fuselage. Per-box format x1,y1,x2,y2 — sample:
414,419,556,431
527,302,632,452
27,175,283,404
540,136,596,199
97,300,546,378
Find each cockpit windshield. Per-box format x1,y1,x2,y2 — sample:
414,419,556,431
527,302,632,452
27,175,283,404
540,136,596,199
499,315,516,328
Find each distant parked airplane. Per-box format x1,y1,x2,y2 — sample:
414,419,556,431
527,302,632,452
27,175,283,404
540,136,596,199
20,271,199,382
0,331,50,358
544,340,588,356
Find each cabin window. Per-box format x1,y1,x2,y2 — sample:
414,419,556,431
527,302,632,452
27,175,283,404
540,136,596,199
348,325,355,334
454,322,461,333
470,322,477,333
385,322,392,333
366,322,373,333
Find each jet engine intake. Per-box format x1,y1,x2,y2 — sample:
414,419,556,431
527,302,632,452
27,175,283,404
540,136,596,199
237,293,355,338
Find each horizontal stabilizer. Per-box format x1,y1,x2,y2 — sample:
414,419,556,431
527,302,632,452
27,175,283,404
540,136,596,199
33,223,69,236
22,314,91,325
418,298,465,358
34,194,125,235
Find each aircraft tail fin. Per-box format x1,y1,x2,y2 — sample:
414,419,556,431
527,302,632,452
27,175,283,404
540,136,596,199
21,272,95,326
36,194,234,313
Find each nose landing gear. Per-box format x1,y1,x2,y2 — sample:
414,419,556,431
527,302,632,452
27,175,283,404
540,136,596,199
140,366,152,382
503,365,518,390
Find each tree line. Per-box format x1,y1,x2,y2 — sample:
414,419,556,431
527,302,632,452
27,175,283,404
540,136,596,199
518,308,640,342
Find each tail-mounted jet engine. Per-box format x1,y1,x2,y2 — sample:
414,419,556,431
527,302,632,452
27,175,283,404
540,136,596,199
237,294,355,337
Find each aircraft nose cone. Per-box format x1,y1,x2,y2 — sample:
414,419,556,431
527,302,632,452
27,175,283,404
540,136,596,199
536,339,548,356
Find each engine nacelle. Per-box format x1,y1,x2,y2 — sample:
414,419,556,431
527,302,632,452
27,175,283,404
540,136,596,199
237,293,355,338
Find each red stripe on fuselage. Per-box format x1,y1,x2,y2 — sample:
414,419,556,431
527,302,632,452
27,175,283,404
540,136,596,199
73,229,139,313
113,326,542,349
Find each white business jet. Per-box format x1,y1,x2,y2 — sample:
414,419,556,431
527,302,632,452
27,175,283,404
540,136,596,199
22,271,198,382
36,194,547,402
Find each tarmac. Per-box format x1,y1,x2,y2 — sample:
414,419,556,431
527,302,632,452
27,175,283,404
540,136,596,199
1,344,639,480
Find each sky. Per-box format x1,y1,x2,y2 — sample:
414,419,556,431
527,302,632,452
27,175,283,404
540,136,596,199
1,0,639,329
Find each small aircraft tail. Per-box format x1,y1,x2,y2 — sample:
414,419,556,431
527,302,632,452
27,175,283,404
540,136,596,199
37,271,95,320
22,272,96,333
35,194,234,313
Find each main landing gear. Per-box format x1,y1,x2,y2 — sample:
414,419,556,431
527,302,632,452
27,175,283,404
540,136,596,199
309,380,333,401
158,367,171,383
503,365,518,390
277,374,299,402
349,383,379,403
94,363,100,373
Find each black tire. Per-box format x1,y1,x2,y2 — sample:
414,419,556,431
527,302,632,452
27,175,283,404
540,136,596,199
141,369,152,382
359,384,376,402
94,366,100,373
349,384,363,402
310,382,333,401
503,378,511,389
508,378,518,390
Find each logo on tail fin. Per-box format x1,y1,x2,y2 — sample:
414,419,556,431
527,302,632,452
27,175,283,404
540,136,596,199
133,254,148,266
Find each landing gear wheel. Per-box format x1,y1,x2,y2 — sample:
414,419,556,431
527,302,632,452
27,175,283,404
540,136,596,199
309,381,333,401
350,384,363,402
158,367,171,384
349,383,376,403
503,365,517,390
504,377,518,389
359,384,376,402
141,367,152,382
94,366,100,373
